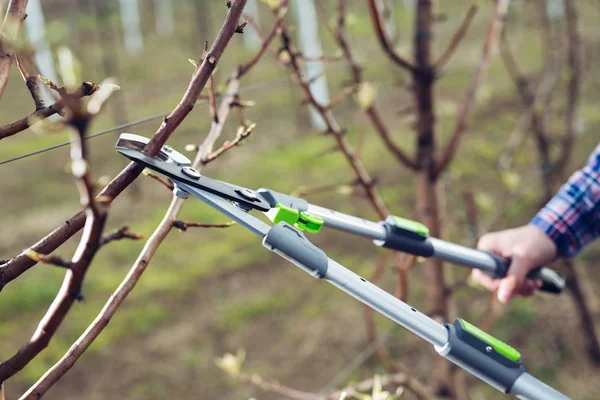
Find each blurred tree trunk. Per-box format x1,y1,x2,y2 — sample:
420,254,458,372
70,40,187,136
549,0,600,365
412,2,455,397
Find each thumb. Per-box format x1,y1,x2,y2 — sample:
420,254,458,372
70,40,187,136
497,256,530,303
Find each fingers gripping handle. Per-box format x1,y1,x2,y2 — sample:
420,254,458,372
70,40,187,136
484,252,565,294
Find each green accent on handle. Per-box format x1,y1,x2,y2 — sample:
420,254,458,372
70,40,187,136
391,216,429,236
459,319,521,361
297,211,324,233
271,203,300,225
271,204,323,234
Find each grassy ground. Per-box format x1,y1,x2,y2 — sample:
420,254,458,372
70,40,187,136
1,1,599,399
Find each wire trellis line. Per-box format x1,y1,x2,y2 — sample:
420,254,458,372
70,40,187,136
0,75,292,167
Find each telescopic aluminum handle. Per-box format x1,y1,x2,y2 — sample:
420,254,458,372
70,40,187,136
262,221,571,400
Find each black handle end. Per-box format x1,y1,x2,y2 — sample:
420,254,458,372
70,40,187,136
483,252,565,295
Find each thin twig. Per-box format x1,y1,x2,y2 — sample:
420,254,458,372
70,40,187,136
435,0,512,177
15,53,46,110
0,0,29,100
144,170,175,191
433,4,479,71
336,0,418,170
366,0,414,72
202,123,256,164
0,81,99,140
173,220,235,231
100,227,143,246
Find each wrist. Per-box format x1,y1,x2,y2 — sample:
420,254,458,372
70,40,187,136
525,223,558,263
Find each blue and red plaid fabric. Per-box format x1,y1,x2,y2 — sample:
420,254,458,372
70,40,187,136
530,143,600,257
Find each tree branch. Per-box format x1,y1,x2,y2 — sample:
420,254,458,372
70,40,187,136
173,220,235,231
553,0,581,180
100,227,143,246
20,9,286,392
0,0,28,100
202,122,256,164
273,23,389,218
336,0,418,170
366,0,414,72
433,4,479,71
0,93,109,383
435,0,511,177
0,0,250,291
15,53,46,110
0,81,100,140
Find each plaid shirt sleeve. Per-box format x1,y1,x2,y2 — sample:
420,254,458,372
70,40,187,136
530,143,600,257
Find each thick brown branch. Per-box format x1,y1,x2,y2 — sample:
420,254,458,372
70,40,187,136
0,0,29,100
435,0,511,177
433,4,479,71
0,0,249,290
0,81,99,140
366,0,414,72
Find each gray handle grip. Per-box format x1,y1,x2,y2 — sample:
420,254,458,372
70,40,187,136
484,252,565,294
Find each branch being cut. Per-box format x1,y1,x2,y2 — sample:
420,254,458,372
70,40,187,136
435,0,511,177
0,0,29,100
366,0,414,72
0,0,250,291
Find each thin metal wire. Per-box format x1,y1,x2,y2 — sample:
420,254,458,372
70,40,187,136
0,75,292,167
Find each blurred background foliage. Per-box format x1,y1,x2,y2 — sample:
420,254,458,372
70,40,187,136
0,0,599,399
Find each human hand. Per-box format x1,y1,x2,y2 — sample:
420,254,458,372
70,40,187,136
472,225,558,303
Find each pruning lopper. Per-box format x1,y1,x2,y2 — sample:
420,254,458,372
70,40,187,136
116,133,570,400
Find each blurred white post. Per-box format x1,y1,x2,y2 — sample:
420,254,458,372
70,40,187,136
546,0,564,21
119,0,143,55
154,0,175,37
403,0,416,9
244,0,261,50
24,0,58,103
293,0,329,131
378,0,396,38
